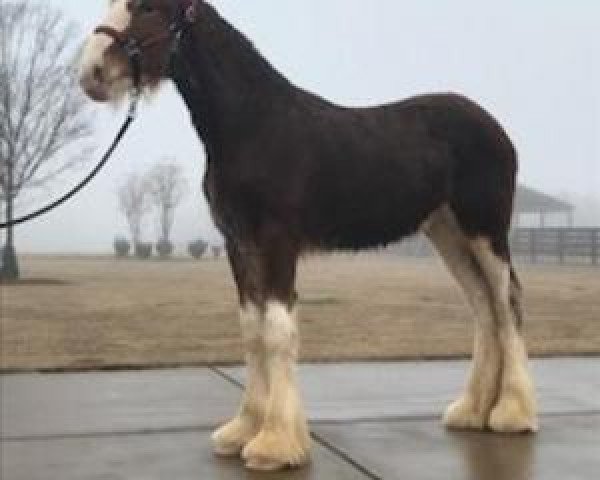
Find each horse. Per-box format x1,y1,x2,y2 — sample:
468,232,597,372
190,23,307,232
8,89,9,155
80,0,537,471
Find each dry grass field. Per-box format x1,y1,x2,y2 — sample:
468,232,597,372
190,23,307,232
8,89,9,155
1,254,599,372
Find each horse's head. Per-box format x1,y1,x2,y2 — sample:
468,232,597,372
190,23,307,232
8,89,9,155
80,0,198,103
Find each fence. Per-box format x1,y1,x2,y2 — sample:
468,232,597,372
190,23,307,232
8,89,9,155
510,228,599,266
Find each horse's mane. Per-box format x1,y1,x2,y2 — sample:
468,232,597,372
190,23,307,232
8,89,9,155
195,2,292,90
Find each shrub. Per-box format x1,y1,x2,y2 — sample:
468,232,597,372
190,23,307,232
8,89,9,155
114,237,131,258
156,239,174,259
211,245,223,258
135,242,153,259
188,239,208,259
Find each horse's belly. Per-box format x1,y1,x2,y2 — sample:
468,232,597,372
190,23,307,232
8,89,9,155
304,169,447,250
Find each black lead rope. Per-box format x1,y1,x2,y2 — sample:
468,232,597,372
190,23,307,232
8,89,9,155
0,40,142,230
0,97,138,230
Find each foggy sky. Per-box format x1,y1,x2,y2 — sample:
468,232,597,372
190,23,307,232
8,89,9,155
6,0,599,253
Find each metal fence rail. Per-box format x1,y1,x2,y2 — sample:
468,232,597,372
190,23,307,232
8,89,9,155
510,228,599,266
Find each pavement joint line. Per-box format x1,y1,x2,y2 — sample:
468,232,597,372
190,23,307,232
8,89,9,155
310,431,382,480
2,355,600,375
535,410,600,418
4,409,599,444
0,425,220,443
310,410,600,425
4,410,599,444
210,366,245,390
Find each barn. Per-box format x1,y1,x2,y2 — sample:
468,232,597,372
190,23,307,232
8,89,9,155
513,186,575,228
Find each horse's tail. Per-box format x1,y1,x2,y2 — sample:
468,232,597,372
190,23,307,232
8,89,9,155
510,265,524,328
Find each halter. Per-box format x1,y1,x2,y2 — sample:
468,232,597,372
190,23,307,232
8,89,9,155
0,0,199,230
93,0,200,96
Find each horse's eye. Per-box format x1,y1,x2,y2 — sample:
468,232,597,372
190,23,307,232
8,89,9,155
130,0,155,14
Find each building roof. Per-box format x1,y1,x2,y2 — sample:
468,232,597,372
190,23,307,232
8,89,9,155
514,186,574,214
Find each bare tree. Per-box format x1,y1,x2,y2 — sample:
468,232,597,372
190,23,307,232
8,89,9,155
147,161,187,247
118,174,151,247
0,1,93,279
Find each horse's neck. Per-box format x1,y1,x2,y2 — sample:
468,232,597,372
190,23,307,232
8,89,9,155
172,5,294,156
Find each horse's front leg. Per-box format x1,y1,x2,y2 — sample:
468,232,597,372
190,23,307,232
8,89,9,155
212,242,268,455
238,240,310,470
212,240,310,470
212,303,268,456
242,299,311,470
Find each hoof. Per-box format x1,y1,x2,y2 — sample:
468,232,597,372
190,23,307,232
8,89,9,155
443,396,487,430
212,416,259,457
488,395,538,433
242,429,310,471
245,456,289,472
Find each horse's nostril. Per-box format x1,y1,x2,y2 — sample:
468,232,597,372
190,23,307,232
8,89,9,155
93,65,105,83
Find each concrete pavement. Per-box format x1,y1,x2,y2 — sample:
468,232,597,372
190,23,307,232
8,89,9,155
2,359,599,479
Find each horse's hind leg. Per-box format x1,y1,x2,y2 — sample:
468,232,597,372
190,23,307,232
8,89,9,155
470,237,538,432
425,208,501,429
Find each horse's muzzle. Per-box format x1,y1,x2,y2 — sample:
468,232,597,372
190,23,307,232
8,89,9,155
80,65,111,103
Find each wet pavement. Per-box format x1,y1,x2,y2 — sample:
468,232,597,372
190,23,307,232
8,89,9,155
1,359,599,480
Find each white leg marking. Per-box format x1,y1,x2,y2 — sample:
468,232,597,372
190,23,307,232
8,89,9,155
471,239,538,433
212,305,267,456
242,301,311,471
426,209,500,430
444,284,501,430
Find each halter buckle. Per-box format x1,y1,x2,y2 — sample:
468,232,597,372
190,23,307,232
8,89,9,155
124,39,141,59
185,2,198,23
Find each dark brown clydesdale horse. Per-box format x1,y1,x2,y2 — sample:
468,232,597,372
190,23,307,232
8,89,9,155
80,0,537,471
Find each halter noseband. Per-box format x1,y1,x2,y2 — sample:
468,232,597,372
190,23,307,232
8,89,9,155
93,25,143,94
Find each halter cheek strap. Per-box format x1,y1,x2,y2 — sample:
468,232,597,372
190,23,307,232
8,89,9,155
182,0,199,22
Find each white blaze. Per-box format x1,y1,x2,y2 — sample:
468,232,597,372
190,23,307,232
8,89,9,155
79,0,132,98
